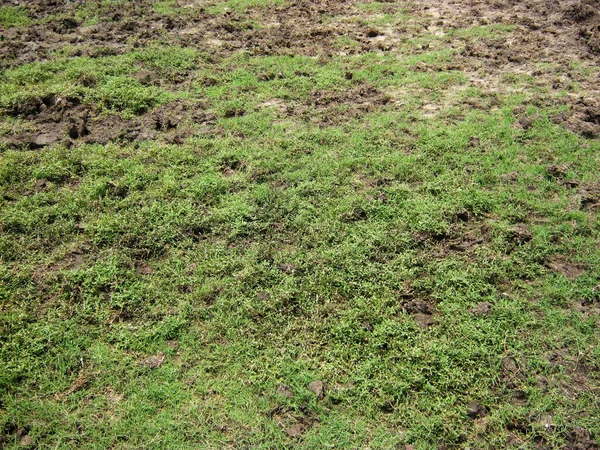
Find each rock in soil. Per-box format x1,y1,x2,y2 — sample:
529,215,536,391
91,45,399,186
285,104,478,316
308,380,327,399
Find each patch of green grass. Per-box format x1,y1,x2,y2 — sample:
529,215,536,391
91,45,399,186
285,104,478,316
2,95,599,447
152,0,181,15
0,46,201,117
0,6,31,28
72,0,133,25
205,0,286,14
451,23,516,39
357,2,411,27
1,2,599,449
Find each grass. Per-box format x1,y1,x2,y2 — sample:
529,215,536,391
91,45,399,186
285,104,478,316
152,0,286,15
0,1,599,448
0,46,202,118
0,6,31,28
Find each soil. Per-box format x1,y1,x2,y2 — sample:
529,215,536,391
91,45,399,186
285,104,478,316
545,255,586,280
270,404,319,439
566,427,600,450
1,0,599,149
415,0,600,138
1,95,214,149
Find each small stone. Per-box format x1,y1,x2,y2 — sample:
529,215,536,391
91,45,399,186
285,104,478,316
139,353,166,369
467,401,488,419
471,302,492,315
19,435,35,448
276,384,293,398
308,380,327,399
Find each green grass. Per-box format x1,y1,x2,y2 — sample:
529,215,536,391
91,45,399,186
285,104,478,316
1,2,599,449
0,6,31,28
0,46,202,118
152,0,286,15
205,0,286,14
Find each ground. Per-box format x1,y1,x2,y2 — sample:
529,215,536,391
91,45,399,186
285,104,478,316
0,0,599,448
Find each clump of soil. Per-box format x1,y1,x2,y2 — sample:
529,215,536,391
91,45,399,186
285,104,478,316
2,97,214,149
296,84,391,125
417,0,600,139
0,0,373,71
565,427,599,450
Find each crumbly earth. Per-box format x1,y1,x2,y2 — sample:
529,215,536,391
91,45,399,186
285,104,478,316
0,0,599,448
1,0,599,148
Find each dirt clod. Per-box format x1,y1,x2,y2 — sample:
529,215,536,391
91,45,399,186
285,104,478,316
466,402,488,419
308,380,327,399
404,299,434,315
286,423,308,438
502,356,519,374
138,353,166,369
276,384,294,399
547,164,570,179
19,435,35,448
471,302,492,316
509,224,532,244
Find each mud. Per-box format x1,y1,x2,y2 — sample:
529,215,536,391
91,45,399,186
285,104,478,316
1,95,215,149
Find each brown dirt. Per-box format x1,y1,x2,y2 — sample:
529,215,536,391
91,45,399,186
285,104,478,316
0,0,378,70
565,427,600,450
415,0,600,138
2,0,599,147
418,0,600,63
579,182,600,209
544,255,586,280
270,404,319,439
297,84,392,126
1,96,215,149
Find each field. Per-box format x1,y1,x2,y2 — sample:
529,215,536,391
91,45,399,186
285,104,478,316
1,0,599,448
